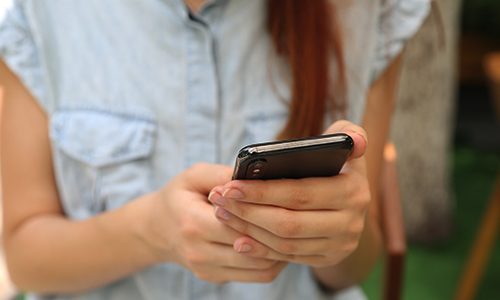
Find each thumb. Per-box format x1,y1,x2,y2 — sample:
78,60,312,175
183,162,234,194
323,120,368,160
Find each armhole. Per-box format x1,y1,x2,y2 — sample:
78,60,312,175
370,0,431,82
0,1,50,114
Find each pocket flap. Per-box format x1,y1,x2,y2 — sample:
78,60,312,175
50,108,156,168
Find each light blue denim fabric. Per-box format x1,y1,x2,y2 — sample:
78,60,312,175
0,0,430,299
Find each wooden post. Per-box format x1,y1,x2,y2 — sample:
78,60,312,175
453,52,500,300
381,143,407,300
454,175,500,300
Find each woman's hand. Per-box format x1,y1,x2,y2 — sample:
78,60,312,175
208,121,370,268
139,162,288,284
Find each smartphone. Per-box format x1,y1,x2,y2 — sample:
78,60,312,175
232,133,354,180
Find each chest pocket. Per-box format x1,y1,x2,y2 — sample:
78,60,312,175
49,108,157,219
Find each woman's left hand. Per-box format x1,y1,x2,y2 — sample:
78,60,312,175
208,121,370,268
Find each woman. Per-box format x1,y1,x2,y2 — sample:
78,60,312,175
0,0,429,299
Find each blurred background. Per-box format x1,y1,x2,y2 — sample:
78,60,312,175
0,0,499,299
363,0,500,299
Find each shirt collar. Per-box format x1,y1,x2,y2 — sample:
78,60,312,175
167,0,220,21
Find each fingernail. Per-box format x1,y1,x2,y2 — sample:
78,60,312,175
214,206,231,221
352,131,368,148
209,191,227,207
223,188,243,199
237,244,252,253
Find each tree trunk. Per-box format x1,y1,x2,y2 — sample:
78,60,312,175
391,0,462,243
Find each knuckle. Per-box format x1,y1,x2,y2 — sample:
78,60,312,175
320,256,342,267
309,256,330,268
257,244,274,260
254,258,277,269
275,240,298,254
358,182,371,206
275,220,302,238
274,210,302,238
233,202,247,220
342,237,361,254
187,162,203,175
215,165,232,182
320,248,353,267
259,269,280,283
314,240,332,254
349,180,371,211
184,250,207,266
348,217,366,235
259,243,270,257
288,186,310,208
254,187,265,204
179,220,201,239
237,220,251,236
193,270,211,282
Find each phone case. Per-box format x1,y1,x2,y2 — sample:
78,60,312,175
232,133,354,180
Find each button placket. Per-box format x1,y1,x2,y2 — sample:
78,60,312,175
184,18,221,168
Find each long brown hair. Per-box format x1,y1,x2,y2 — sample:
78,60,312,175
267,0,346,140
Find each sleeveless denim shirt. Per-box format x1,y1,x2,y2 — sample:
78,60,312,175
0,0,429,299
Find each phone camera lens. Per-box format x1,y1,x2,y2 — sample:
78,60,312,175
246,159,267,179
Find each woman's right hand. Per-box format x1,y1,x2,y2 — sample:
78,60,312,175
138,162,288,285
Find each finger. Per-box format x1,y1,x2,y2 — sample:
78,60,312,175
227,260,289,283
214,204,358,249
233,236,348,267
218,210,355,267
323,121,368,180
208,185,225,204
203,242,278,270
198,261,289,284
323,120,368,160
221,261,289,283
182,162,234,194
209,171,370,210
205,217,244,245
194,197,245,245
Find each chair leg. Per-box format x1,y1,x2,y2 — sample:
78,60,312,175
381,143,406,300
454,174,500,300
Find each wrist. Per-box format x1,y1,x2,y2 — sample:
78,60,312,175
123,191,166,266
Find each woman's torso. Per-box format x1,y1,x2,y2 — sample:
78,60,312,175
0,0,429,299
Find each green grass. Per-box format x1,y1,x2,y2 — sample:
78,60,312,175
362,143,500,300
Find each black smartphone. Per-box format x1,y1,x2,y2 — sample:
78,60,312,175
232,133,354,180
